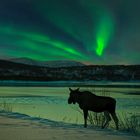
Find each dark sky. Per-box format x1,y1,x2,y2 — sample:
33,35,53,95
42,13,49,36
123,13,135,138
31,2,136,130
0,0,140,64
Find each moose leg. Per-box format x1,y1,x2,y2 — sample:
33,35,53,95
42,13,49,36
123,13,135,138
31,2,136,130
102,111,111,129
111,112,119,130
83,109,88,128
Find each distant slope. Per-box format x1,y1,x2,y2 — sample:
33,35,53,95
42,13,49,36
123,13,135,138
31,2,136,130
9,57,85,67
0,59,140,82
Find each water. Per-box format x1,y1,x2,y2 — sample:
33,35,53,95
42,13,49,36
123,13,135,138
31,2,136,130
0,87,140,124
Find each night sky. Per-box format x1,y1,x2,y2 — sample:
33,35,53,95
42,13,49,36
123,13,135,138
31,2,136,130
0,0,140,64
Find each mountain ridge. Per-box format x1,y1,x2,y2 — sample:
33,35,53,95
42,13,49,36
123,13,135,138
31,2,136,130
0,59,140,82
9,57,85,67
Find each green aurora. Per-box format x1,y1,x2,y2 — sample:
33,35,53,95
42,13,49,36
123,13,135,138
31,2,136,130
0,0,140,64
96,13,114,56
0,25,86,61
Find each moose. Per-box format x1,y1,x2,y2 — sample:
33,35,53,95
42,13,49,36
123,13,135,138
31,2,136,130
68,88,119,130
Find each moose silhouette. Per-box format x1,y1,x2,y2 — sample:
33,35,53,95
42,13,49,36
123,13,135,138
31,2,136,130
68,88,119,130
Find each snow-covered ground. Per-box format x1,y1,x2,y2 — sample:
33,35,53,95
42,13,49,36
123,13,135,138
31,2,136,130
0,87,140,139
0,87,140,124
0,111,139,140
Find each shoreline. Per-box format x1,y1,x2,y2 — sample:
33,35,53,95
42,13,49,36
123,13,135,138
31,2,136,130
0,80,140,88
0,111,139,140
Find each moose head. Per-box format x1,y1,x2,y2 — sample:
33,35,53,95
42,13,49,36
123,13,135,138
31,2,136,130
68,88,80,104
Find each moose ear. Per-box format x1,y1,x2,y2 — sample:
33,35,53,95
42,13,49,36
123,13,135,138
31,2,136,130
76,88,80,91
69,88,72,91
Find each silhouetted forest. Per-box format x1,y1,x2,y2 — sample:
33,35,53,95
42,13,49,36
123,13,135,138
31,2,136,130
0,60,140,81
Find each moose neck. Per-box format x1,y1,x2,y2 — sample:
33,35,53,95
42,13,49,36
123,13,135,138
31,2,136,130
74,91,82,104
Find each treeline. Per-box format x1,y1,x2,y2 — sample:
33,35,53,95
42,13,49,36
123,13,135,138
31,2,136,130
0,60,140,81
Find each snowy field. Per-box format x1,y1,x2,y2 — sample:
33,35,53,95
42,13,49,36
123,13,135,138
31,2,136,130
0,86,140,140
0,87,140,124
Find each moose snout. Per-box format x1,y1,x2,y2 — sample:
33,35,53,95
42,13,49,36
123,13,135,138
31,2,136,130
68,98,72,104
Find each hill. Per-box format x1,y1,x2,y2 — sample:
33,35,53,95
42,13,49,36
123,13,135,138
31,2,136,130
9,58,85,67
0,59,140,81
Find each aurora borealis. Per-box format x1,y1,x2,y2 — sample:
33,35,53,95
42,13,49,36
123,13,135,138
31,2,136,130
0,0,140,64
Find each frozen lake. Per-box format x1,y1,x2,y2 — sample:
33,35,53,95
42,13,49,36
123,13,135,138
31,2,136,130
0,87,140,124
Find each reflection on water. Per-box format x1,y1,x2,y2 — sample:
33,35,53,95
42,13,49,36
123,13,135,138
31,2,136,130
0,87,140,124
